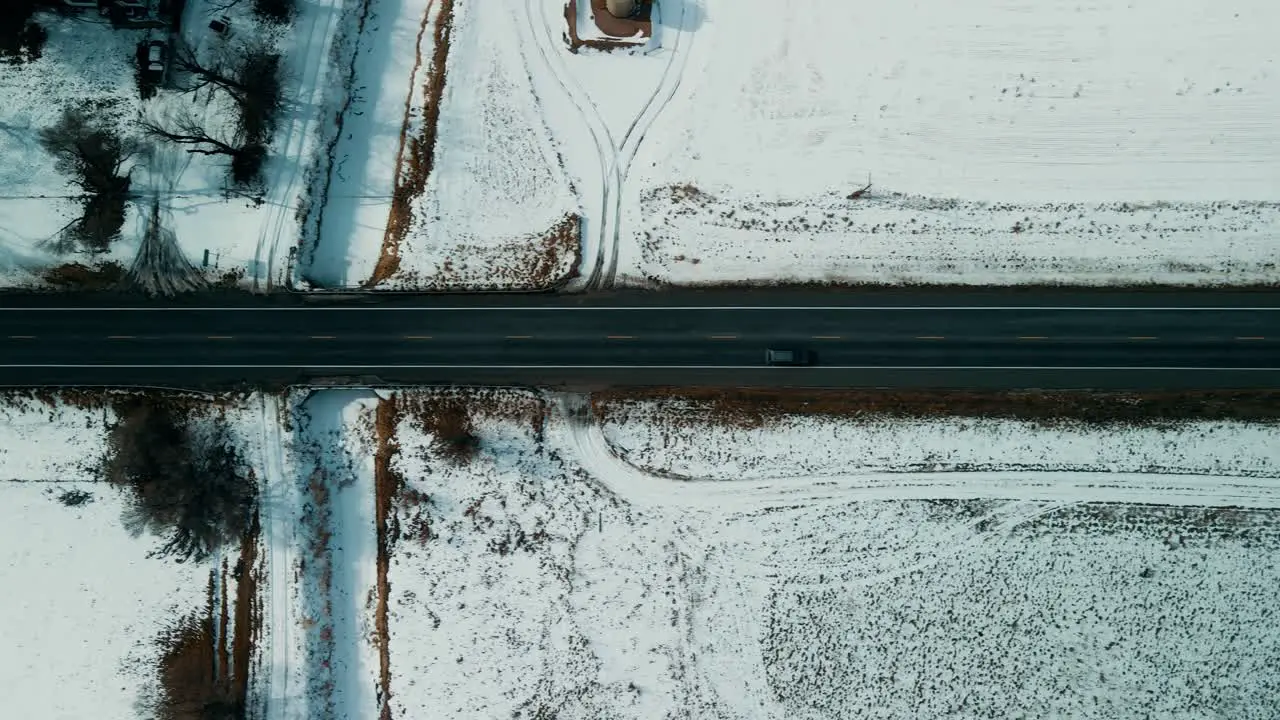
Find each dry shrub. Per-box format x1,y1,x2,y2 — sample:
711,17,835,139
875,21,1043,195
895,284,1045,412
151,611,242,720
42,261,125,290
592,388,1280,428
421,399,480,463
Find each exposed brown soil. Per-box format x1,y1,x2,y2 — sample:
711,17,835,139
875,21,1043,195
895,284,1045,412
564,0,653,53
372,396,403,720
383,213,582,291
151,580,244,719
528,213,582,289
591,388,1280,428
370,0,456,288
231,509,261,708
42,261,124,290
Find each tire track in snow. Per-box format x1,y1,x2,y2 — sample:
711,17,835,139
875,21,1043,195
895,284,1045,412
522,0,693,290
603,0,696,286
558,394,1280,513
520,0,615,291
252,393,295,720
252,0,342,291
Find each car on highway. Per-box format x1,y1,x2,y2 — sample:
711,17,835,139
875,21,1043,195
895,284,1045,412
765,348,815,366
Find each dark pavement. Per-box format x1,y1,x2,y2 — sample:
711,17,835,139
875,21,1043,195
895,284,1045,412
0,290,1277,389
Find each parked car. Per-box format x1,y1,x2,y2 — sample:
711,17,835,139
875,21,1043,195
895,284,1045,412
765,348,815,366
143,39,167,83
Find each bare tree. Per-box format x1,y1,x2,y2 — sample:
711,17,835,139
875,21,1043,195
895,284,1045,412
172,40,251,105
39,108,137,196
38,108,138,253
128,196,206,296
0,0,46,65
141,107,265,186
234,46,282,144
252,0,294,23
105,402,257,563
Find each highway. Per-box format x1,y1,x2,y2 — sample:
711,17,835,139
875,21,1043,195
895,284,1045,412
0,290,1277,389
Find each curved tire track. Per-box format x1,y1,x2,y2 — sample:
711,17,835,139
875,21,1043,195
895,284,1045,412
603,0,697,286
523,0,694,290
520,0,615,291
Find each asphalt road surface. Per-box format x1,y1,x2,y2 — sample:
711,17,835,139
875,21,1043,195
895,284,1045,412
0,290,1277,389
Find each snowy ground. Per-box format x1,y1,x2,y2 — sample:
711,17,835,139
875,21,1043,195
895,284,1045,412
617,0,1280,287
302,0,581,290
0,14,145,287
0,391,266,719
250,390,382,720
367,388,1280,719
0,0,340,291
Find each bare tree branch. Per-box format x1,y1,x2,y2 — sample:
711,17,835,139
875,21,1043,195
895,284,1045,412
172,40,249,105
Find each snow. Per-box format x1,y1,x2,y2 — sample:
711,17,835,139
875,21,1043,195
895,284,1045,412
0,0,342,290
6,0,1280,289
0,482,210,720
299,0,433,288
258,390,381,720
0,391,265,720
0,394,111,481
0,15,145,285
386,0,579,290
617,0,1280,287
599,400,1280,481
372,388,1280,719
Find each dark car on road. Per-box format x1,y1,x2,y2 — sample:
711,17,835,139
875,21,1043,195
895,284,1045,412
765,348,815,366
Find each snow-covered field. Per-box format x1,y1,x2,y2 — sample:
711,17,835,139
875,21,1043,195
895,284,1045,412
0,391,266,719
5,387,1280,718
363,388,1280,719
616,0,1280,286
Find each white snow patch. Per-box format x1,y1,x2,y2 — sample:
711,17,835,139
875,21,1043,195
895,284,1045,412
620,0,1280,286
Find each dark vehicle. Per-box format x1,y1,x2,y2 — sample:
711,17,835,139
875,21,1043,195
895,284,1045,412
765,348,815,366
143,39,166,83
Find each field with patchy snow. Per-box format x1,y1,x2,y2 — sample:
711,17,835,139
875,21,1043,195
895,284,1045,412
617,0,1280,287
365,388,1280,719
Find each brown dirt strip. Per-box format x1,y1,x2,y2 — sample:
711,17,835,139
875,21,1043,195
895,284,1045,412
231,508,261,708
591,388,1280,428
372,396,404,719
369,0,456,288
41,261,124,290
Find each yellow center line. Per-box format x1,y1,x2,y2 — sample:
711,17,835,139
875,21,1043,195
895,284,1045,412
8,335,35,339
1018,336,1048,340
506,335,532,340
207,335,234,340
311,335,336,340
607,335,635,340
812,335,841,340
1236,336,1266,341
404,335,433,340
108,335,135,339
709,334,738,340
1129,336,1158,341
915,336,946,340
